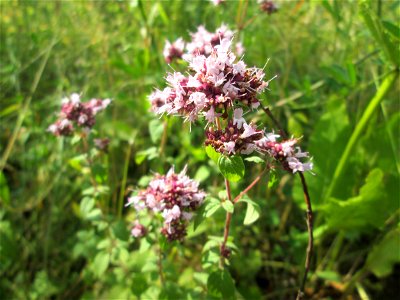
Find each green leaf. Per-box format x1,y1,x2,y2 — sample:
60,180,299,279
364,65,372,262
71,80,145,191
204,197,222,218
68,154,86,172
324,169,389,231
202,250,220,270
92,251,110,278
222,200,234,213
207,269,236,299
315,270,341,282
242,197,261,226
79,197,102,221
237,195,261,225
218,155,245,182
112,220,130,242
205,145,221,164
149,119,164,144
135,147,158,165
80,197,95,215
382,20,400,40
360,1,400,66
366,227,400,277
131,274,148,296
244,156,265,165
268,170,278,189
193,197,222,232
202,239,220,253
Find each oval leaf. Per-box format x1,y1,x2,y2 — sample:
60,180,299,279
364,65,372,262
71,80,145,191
205,145,221,164
238,196,261,225
218,155,245,182
222,200,234,213
207,269,235,299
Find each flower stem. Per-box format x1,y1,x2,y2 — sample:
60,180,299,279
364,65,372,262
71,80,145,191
82,135,98,192
261,105,314,299
219,178,233,268
261,106,287,139
233,166,269,204
296,172,313,300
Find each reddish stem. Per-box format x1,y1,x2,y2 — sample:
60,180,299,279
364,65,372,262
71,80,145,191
261,106,314,299
233,166,269,204
219,178,233,268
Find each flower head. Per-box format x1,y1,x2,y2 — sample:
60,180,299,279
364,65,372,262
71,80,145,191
163,38,185,63
126,166,206,242
48,93,110,136
131,221,147,238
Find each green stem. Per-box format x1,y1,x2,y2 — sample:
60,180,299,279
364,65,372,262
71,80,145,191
118,141,133,218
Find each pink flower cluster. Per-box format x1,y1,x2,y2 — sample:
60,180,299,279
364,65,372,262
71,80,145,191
256,135,313,173
126,166,206,242
205,107,313,173
131,221,147,238
205,109,264,155
48,93,111,136
163,24,244,64
150,38,266,123
152,32,313,174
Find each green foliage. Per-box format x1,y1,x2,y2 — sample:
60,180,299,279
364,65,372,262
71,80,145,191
237,195,261,226
218,155,245,182
207,269,236,299
360,0,400,66
222,199,234,213
205,145,221,164
366,227,400,278
324,169,389,231
244,156,265,165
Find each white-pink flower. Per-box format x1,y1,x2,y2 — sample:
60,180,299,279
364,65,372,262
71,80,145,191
233,108,246,129
162,205,181,223
224,141,236,154
203,106,221,124
241,123,259,139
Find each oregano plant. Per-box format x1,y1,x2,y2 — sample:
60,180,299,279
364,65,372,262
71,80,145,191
128,33,315,299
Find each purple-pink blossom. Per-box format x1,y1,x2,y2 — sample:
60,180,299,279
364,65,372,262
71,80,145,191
126,166,206,241
149,38,267,124
48,93,110,136
131,221,147,238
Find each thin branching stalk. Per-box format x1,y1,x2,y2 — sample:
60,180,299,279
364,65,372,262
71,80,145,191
233,166,269,204
296,172,313,300
261,106,314,299
219,178,233,268
261,106,288,139
82,134,98,192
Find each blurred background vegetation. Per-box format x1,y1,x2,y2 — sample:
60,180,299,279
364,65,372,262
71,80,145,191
0,0,399,299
